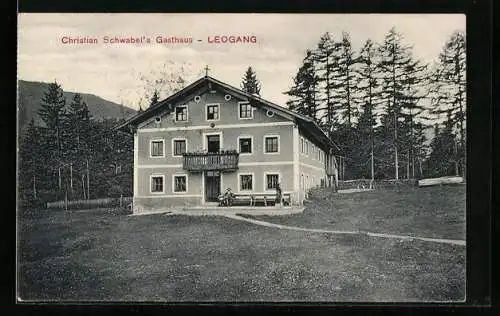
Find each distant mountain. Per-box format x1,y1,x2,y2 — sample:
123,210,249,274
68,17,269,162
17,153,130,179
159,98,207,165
17,80,137,135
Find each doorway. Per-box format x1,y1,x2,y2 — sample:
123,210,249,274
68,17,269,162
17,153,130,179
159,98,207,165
206,134,220,153
205,171,221,202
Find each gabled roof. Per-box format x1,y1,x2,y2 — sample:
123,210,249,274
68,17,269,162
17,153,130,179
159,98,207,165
115,75,340,153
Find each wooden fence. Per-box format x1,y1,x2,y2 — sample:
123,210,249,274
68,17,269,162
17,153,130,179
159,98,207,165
337,179,418,190
46,196,133,210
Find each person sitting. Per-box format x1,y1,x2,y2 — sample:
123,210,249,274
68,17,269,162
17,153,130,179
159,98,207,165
220,188,235,206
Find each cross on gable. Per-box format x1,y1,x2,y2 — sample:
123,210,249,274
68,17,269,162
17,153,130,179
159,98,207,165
204,65,210,77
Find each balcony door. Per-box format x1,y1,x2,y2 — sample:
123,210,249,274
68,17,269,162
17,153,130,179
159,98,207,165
207,135,220,153
205,171,221,202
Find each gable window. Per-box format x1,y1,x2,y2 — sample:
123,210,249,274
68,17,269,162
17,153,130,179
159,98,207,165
206,104,219,121
264,136,279,153
239,174,253,191
151,175,164,193
173,175,187,193
266,174,280,190
150,139,165,157
175,106,188,121
173,139,187,156
238,137,252,154
239,102,253,119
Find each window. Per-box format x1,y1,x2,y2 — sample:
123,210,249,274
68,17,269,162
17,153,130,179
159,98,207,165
266,174,280,190
175,106,188,121
150,139,164,157
206,104,219,120
173,139,186,156
239,102,253,119
151,175,164,193
264,136,279,153
300,137,304,154
173,175,187,193
238,137,252,154
306,140,309,155
240,174,253,191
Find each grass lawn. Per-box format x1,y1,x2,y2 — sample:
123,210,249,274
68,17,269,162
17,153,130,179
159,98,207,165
18,186,465,302
244,185,466,241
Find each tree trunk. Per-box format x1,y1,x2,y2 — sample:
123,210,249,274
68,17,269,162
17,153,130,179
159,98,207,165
81,174,86,200
418,158,423,177
86,159,90,200
70,163,73,196
407,148,410,179
33,175,37,199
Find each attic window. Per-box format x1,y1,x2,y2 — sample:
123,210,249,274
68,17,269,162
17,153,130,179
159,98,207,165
239,102,253,119
154,116,161,123
194,95,201,103
175,105,188,122
224,94,232,101
266,110,275,117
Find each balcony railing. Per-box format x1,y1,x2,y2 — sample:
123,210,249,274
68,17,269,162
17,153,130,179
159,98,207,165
182,151,239,172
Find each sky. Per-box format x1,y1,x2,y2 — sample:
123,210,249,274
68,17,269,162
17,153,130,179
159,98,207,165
17,13,465,110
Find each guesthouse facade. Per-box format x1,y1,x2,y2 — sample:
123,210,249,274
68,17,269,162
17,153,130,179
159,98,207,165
116,75,339,213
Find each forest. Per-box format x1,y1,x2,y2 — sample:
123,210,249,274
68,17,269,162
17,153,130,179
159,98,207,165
284,27,466,181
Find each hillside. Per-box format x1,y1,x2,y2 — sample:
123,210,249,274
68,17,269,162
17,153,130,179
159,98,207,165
17,80,137,135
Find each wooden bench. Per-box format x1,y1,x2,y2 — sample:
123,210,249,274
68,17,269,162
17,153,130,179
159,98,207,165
229,193,291,207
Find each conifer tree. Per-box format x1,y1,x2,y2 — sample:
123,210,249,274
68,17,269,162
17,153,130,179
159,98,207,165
284,50,320,120
19,119,42,204
335,32,359,127
376,27,415,180
150,89,160,107
38,81,66,156
38,82,67,193
241,66,261,95
427,31,466,178
353,39,383,181
313,32,339,135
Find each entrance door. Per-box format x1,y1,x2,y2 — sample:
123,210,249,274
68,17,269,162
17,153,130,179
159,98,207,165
207,135,220,153
205,171,221,202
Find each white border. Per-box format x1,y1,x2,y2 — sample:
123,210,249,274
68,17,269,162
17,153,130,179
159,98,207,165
237,135,253,155
263,134,280,155
238,101,254,120
150,174,165,194
263,171,281,192
172,173,188,194
149,138,165,158
205,103,221,122
171,138,188,157
237,172,255,192
174,105,189,122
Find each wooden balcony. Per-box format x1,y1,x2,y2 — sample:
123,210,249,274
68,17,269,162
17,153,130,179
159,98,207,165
183,151,239,172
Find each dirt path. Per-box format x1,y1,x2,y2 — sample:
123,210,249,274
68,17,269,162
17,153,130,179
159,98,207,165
224,214,466,246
